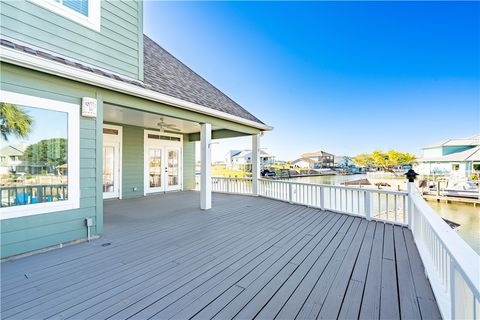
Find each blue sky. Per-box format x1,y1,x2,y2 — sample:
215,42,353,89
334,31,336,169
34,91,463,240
8,106,67,146
144,1,480,161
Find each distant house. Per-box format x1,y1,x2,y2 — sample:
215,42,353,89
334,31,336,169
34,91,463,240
415,135,480,176
225,150,275,170
300,150,335,168
0,144,27,175
334,156,356,168
291,157,317,169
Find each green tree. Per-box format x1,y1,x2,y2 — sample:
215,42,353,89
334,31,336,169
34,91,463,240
353,150,415,171
23,138,67,168
353,153,373,167
0,103,33,141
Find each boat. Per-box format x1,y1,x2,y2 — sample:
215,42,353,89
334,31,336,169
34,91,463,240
443,174,479,199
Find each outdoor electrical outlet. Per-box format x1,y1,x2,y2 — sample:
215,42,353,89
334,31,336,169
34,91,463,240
85,218,93,227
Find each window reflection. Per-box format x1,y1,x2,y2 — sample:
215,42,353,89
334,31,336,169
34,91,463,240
0,103,68,208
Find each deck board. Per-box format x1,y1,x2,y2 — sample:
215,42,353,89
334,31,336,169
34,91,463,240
0,192,440,320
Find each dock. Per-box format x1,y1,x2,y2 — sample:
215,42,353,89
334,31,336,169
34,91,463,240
422,194,480,206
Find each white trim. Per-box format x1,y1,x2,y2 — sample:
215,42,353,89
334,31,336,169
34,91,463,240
102,124,123,200
30,0,101,32
144,130,183,195
0,90,80,220
0,46,273,131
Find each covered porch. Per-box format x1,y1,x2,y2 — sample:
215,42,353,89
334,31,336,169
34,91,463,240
101,101,265,211
0,192,441,319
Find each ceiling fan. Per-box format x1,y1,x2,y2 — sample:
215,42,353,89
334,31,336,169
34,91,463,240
157,117,181,132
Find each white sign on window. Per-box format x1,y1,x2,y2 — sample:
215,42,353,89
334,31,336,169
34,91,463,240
82,97,97,118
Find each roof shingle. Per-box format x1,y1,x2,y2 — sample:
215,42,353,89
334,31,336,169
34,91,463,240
143,35,263,124
1,36,264,125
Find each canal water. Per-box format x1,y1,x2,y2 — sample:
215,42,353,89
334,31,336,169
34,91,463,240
289,174,480,255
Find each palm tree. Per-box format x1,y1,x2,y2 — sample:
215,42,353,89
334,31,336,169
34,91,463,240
0,103,33,141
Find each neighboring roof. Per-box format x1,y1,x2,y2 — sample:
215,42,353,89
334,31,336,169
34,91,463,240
424,134,480,149
1,36,264,125
0,144,26,157
231,149,272,158
292,157,317,164
334,155,353,163
301,151,335,158
418,146,480,162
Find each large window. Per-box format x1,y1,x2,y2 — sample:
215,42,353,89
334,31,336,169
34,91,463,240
31,0,100,31
0,91,79,219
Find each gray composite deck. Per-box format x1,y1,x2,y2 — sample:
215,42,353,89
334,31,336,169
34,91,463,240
1,192,441,320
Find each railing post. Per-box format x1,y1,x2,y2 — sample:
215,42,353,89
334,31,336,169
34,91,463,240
450,259,456,319
364,190,372,221
319,186,324,210
288,183,293,203
407,182,414,229
404,169,418,229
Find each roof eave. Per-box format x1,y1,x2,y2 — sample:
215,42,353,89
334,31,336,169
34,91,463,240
1,46,273,132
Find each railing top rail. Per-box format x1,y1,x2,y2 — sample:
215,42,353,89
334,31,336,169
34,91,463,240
0,184,68,189
411,190,480,297
212,177,252,181
258,178,408,195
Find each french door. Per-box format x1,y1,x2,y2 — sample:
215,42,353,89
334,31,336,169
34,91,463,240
144,131,182,194
103,125,122,199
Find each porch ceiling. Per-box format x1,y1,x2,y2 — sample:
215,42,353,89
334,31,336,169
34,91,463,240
103,103,221,134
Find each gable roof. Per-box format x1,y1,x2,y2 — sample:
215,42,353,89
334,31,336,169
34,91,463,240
231,149,272,159
0,144,27,157
292,157,317,164
143,36,262,124
0,36,265,126
301,150,335,158
418,146,480,162
424,134,480,149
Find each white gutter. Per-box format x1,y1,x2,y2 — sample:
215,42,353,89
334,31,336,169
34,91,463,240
0,46,273,131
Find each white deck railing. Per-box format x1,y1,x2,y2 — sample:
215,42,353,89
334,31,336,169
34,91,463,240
211,176,480,319
410,190,480,319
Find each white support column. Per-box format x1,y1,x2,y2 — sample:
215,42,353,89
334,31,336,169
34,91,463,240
200,123,212,210
252,134,261,196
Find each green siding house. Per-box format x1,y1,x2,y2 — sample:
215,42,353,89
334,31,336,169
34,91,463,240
0,0,270,258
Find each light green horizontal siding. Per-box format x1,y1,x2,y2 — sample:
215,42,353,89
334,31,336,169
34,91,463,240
0,65,102,258
0,0,143,80
183,135,196,191
121,125,145,198
1,62,262,258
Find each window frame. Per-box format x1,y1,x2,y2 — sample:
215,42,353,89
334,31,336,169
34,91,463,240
0,90,80,220
451,163,460,171
31,0,101,32
473,162,480,172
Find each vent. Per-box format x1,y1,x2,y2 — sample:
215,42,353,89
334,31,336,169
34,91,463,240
148,134,180,142
103,128,119,135
148,134,160,139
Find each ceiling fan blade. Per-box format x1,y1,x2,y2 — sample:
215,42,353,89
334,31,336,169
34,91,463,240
168,127,181,132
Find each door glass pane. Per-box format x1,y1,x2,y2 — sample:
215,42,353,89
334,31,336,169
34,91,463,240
103,146,114,193
168,149,179,186
149,148,162,188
